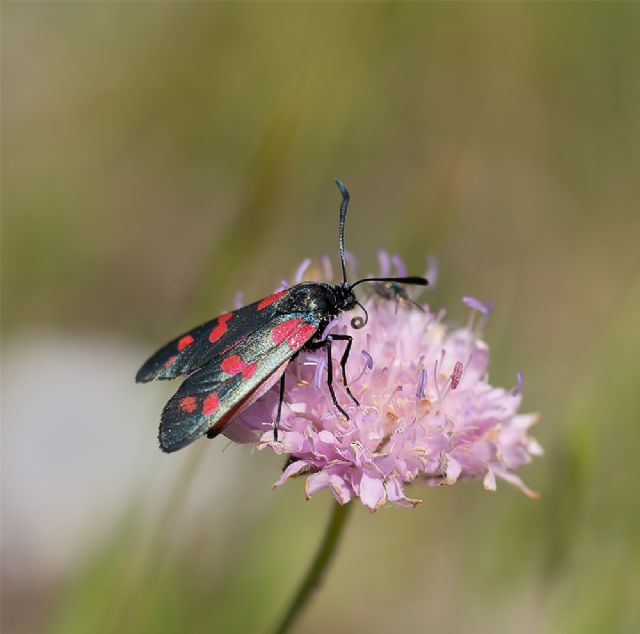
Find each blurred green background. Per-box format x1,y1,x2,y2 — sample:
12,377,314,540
2,3,639,633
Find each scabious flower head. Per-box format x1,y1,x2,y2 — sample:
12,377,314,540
225,253,542,511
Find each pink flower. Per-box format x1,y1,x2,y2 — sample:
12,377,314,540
225,255,542,511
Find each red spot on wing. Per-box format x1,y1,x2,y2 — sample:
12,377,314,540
257,290,287,311
221,354,258,379
177,335,194,351
242,362,257,379
180,396,197,413
202,393,220,415
164,355,177,367
272,318,302,345
288,323,316,350
221,354,244,375
209,312,233,344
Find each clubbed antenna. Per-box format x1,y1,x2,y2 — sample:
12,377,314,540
335,179,350,285
350,275,429,290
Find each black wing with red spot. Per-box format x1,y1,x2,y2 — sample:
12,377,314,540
135,290,289,383
159,312,320,452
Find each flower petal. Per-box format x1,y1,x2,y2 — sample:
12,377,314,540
231,256,541,509
274,460,311,488
359,473,386,511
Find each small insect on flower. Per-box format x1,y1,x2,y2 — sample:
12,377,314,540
136,181,428,453
370,251,435,312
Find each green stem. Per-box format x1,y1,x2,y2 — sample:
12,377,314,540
273,501,353,634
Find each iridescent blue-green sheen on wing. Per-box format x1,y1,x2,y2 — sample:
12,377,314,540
135,291,288,383
159,312,320,452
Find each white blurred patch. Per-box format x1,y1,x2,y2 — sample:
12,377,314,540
1,335,271,586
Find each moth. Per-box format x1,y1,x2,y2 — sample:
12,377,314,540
137,181,428,452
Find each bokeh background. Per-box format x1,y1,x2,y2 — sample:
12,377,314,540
3,3,640,633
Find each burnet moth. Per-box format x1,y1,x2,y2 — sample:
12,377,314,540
137,180,428,453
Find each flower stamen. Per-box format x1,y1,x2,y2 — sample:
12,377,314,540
416,368,428,399
295,258,312,283
450,361,464,390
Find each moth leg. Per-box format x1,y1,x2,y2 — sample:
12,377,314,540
307,339,349,419
273,371,286,442
327,333,359,406
319,339,350,419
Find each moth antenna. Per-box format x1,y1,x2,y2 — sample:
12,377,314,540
350,275,429,290
351,301,369,329
335,179,350,285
